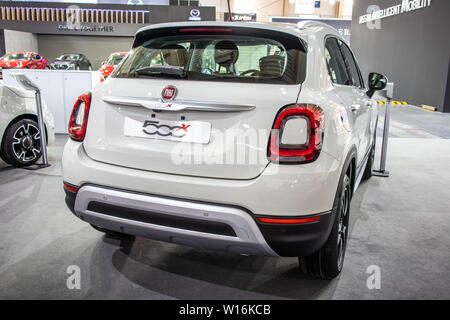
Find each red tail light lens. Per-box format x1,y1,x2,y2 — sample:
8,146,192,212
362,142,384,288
257,216,321,224
269,104,324,164
68,93,91,141
63,182,79,193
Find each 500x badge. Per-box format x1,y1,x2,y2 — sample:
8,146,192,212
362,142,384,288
142,120,191,138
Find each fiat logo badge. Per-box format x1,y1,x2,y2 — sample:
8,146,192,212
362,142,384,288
161,85,177,102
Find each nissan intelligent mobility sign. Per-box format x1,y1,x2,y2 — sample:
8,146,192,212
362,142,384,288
359,0,432,24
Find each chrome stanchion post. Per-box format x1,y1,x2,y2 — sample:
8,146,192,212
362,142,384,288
11,73,50,169
373,82,393,177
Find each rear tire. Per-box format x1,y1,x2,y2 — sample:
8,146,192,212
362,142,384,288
1,118,42,167
90,224,135,239
299,173,351,279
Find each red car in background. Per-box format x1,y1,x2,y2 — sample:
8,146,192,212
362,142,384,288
0,52,49,70
98,52,128,81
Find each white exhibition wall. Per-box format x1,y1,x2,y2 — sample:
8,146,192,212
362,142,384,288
3,69,101,133
4,30,38,53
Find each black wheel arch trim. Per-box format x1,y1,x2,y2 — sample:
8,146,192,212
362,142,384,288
341,146,357,199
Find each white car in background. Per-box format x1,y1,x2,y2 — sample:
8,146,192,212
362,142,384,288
0,82,55,167
62,21,387,279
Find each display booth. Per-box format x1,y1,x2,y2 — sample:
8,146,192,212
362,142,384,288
2,69,100,133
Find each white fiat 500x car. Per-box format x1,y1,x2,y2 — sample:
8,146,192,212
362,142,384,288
62,21,387,279
0,82,55,167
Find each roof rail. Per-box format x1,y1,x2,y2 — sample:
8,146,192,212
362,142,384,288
296,20,337,31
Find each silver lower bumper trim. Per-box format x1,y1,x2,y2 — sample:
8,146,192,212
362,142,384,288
74,185,278,256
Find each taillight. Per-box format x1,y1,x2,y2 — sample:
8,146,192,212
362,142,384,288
257,216,320,224
269,104,324,164
63,182,79,193
68,93,91,141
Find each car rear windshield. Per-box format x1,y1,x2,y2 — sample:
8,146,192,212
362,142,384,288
58,54,80,61
106,54,125,66
113,29,306,84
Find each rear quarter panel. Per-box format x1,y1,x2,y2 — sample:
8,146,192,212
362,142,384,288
299,30,356,165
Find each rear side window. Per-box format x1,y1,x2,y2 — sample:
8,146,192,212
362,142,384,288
325,37,364,88
337,39,363,88
113,29,306,85
325,38,350,85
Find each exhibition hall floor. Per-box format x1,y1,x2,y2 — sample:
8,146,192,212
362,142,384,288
0,105,449,299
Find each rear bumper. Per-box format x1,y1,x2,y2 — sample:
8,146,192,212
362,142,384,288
63,139,341,256
68,184,278,256
65,184,334,257
62,139,341,217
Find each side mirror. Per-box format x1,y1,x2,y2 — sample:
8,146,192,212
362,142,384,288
367,72,387,98
35,55,41,60
101,61,105,65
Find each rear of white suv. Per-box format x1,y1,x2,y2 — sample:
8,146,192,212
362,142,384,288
62,22,382,279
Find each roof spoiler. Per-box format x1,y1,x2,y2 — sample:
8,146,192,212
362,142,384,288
132,25,307,53
296,20,338,31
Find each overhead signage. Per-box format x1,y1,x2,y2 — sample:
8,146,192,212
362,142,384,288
224,12,257,22
295,0,315,15
359,0,432,24
188,8,201,21
0,2,216,37
58,24,114,33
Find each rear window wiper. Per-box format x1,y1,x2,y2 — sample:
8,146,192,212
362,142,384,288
136,66,186,78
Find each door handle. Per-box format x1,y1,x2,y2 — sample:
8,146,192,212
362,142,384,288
351,104,360,113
